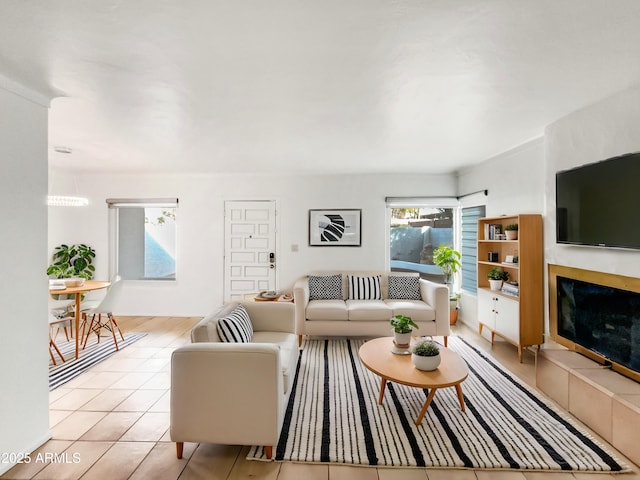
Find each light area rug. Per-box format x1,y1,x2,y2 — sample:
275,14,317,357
248,337,629,472
49,331,145,390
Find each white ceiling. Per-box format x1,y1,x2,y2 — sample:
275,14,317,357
2,1,640,175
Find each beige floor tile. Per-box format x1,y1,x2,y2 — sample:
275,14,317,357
136,357,171,372
377,467,428,480
120,411,170,441
79,441,155,480
426,469,478,480
50,411,107,440
33,440,113,480
177,443,242,480
148,390,171,412
73,370,126,389
0,440,73,480
113,388,166,412
78,388,135,411
522,473,576,480
116,346,164,359
109,371,156,389
153,346,179,359
79,411,143,441
49,387,73,404
160,428,172,442
278,462,329,480
129,442,197,480
475,471,527,480
57,371,98,389
49,388,103,411
89,356,148,372
141,371,171,389
226,447,281,480
50,409,73,428
329,464,378,480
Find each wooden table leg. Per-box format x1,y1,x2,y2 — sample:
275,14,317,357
378,377,387,405
415,388,438,425
74,293,81,359
455,383,465,411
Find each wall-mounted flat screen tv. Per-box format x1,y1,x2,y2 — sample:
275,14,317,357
556,152,640,250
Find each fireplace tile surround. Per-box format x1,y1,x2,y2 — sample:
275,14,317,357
538,264,640,466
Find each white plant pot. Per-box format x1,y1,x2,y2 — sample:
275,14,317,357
412,353,441,371
489,279,503,291
505,230,518,240
393,331,412,346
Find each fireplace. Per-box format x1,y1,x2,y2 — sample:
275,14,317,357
549,264,640,383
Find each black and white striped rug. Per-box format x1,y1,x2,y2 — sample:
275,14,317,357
248,337,629,471
49,332,146,390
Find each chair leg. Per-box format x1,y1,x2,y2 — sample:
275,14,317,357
49,335,65,364
264,446,272,459
49,346,57,366
110,314,125,342
176,442,184,459
83,314,97,349
108,314,120,351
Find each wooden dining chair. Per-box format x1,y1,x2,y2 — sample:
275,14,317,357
49,312,71,365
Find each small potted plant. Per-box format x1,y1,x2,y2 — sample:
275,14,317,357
411,339,441,371
390,314,418,347
505,224,518,240
487,267,509,291
449,292,460,325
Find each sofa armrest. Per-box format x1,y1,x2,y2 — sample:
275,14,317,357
419,279,450,336
170,343,283,447
293,277,310,336
242,301,295,333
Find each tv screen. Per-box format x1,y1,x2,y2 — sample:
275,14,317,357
556,276,640,373
556,152,640,249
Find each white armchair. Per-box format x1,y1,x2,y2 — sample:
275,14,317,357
170,301,297,459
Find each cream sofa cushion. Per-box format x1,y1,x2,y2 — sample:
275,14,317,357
346,299,392,321
253,331,298,394
385,299,435,321
306,299,348,321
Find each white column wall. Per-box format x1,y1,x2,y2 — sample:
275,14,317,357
0,84,50,475
456,138,546,330
48,172,457,316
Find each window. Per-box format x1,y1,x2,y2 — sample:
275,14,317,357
107,198,178,281
386,197,458,284
460,205,486,293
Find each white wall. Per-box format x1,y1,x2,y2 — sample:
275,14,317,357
544,85,640,279
0,84,50,474
456,138,546,329
48,172,457,316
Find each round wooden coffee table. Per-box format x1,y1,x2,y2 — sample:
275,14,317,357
359,337,469,425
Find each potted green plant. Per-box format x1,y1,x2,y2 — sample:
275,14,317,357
449,292,461,325
410,339,441,371
390,314,418,347
505,223,518,240
47,244,96,298
432,245,461,285
487,267,509,291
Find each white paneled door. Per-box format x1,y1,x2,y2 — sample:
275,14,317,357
224,201,277,301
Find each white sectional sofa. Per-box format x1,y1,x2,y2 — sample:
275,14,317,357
170,301,297,460
293,271,449,346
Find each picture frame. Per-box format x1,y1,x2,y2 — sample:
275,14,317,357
309,209,361,246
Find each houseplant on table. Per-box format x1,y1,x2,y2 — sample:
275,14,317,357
47,244,96,299
487,267,509,291
410,339,441,371
390,314,418,348
433,245,462,324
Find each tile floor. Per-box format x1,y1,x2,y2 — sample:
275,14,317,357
2,317,639,480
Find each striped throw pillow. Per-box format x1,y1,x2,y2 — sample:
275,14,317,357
216,305,253,343
348,275,382,300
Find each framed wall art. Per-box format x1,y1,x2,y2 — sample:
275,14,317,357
309,209,361,246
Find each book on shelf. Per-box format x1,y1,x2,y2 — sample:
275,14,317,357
483,223,503,240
